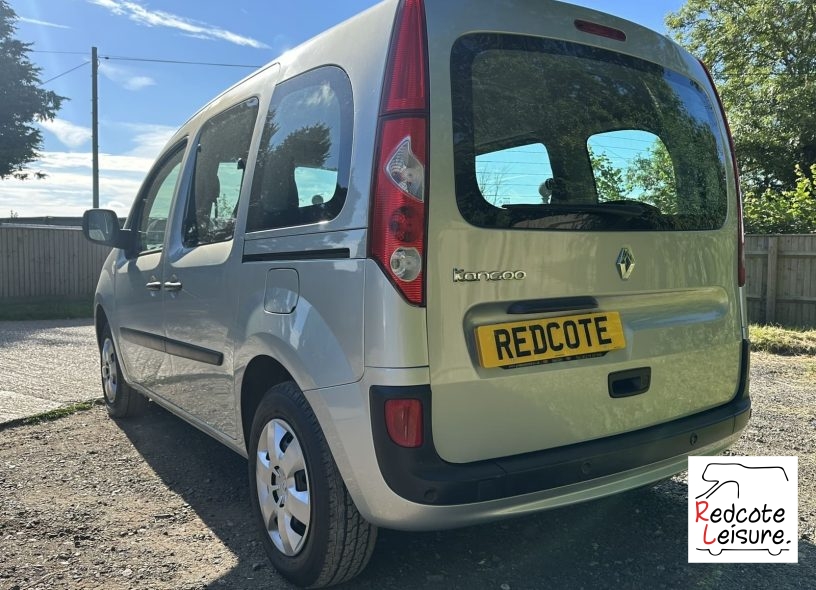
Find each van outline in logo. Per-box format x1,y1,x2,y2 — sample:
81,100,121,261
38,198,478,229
453,268,527,283
688,456,797,563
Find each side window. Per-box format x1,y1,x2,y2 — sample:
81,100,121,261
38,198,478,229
475,143,553,206
136,144,185,253
587,130,678,211
247,66,352,232
183,98,259,247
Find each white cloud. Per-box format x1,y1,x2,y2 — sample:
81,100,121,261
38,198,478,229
305,83,334,107
36,151,155,173
124,75,155,91
98,62,156,91
18,17,70,29
119,123,177,159
1,120,177,217
39,119,92,148
87,0,269,49
0,165,143,217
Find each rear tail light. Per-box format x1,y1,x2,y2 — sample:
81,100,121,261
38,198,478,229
384,399,423,447
369,0,429,306
698,59,745,287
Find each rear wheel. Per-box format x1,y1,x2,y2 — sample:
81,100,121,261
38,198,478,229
99,324,148,418
248,381,377,588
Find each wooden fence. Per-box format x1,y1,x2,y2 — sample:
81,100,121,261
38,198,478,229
0,225,110,300
1,226,814,327
745,234,816,328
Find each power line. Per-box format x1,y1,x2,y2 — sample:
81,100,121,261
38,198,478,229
31,50,89,55
39,61,90,86
30,49,262,68
100,55,262,68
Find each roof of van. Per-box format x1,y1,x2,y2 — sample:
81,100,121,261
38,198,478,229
172,0,398,136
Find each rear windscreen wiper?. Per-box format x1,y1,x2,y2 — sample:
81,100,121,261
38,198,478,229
503,199,662,220
503,199,669,230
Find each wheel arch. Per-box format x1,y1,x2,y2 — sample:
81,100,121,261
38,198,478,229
94,304,109,348
240,355,297,452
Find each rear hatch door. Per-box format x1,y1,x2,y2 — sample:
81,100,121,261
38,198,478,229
424,0,743,464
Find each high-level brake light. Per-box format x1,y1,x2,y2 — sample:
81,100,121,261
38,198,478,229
574,19,627,42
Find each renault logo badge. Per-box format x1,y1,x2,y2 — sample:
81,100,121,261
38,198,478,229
616,247,635,280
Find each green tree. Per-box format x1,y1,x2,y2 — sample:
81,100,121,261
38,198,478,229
0,1,64,179
588,147,626,202
743,165,816,234
667,0,816,191
625,140,678,213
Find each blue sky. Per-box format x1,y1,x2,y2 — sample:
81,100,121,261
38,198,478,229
3,0,684,217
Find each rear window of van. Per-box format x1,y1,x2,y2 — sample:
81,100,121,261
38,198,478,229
450,34,728,231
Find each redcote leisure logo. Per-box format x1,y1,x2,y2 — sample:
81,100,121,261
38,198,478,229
688,456,798,563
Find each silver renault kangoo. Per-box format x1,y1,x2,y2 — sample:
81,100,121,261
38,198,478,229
82,0,751,586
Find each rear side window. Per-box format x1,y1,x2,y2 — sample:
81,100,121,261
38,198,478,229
451,34,728,231
184,98,259,247
247,66,353,232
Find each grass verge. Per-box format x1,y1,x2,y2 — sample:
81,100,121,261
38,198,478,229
19,400,102,426
750,324,816,355
0,297,93,321
0,400,104,432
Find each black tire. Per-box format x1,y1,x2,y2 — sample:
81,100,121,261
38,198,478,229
248,381,377,588
99,324,148,418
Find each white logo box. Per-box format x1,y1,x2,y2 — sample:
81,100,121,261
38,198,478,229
688,456,798,563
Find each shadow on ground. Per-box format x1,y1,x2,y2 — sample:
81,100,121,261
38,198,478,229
119,404,815,590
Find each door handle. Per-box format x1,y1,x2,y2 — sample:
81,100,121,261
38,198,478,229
164,272,182,293
146,280,162,291
608,367,651,398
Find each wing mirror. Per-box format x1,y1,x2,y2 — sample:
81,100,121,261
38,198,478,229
82,209,135,251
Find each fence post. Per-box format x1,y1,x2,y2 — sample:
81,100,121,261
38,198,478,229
765,236,779,324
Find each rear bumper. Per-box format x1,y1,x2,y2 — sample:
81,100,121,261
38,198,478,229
370,340,751,506
305,341,750,530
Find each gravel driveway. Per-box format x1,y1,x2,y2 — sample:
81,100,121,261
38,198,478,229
0,321,814,589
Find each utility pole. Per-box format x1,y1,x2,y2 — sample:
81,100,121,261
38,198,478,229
91,46,99,209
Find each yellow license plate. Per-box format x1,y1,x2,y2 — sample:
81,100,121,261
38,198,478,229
475,311,626,369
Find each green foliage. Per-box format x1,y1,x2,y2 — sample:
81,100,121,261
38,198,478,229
624,141,678,213
0,296,93,321
0,1,64,179
588,148,626,201
590,140,681,214
667,0,816,191
750,324,816,356
743,164,816,234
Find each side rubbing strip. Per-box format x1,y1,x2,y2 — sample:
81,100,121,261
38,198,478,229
120,327,165,353
242,248,350,263
119,327,223,366
164,339,223,366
